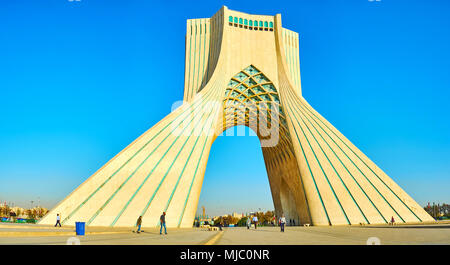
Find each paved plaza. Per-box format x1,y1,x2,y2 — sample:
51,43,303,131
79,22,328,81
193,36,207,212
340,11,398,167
0,222,449,245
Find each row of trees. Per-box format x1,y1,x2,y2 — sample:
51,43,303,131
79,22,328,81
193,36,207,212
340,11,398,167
0,206,11,217
0,206,48,220
214,211,276,226
424,203,450,219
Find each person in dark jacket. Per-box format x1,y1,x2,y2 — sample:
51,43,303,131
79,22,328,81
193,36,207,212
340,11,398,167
218,219,223,231
136,216,142,233
160,212,167,235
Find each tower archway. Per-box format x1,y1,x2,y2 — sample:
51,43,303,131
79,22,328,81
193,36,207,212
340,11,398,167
210,65,312,225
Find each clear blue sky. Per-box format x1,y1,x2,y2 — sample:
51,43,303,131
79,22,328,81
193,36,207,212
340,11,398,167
0,0,449,217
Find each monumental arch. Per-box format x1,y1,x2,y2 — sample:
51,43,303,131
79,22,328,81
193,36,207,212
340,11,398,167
40,7,434,227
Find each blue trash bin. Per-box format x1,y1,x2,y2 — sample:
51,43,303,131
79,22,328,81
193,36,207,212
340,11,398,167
75,222,85,236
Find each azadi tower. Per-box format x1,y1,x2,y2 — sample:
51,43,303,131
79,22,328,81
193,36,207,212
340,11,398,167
40,7,433,227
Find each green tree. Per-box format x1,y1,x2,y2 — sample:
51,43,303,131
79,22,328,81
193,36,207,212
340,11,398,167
236,217,248,227
263,211,274,225
36,207,46,218
213,215,239,226
26,209,36,220
5,206,11,217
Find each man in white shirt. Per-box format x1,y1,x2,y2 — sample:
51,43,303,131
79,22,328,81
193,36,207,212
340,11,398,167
279,214,286,232
252,215,258,229
55,213,61,227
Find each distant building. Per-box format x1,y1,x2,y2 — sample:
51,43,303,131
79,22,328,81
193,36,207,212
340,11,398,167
232,212,243,218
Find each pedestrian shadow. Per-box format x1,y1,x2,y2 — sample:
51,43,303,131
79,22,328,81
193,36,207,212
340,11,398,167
242,227,288,233
132,230,167,235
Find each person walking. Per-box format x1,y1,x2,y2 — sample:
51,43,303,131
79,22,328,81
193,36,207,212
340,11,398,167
279,215,286,232
136,216,142,233
252,215,258,229
55,214,61,227
246,216,251,229
160,212,167,235
218,219,223,231
390,216,395,226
